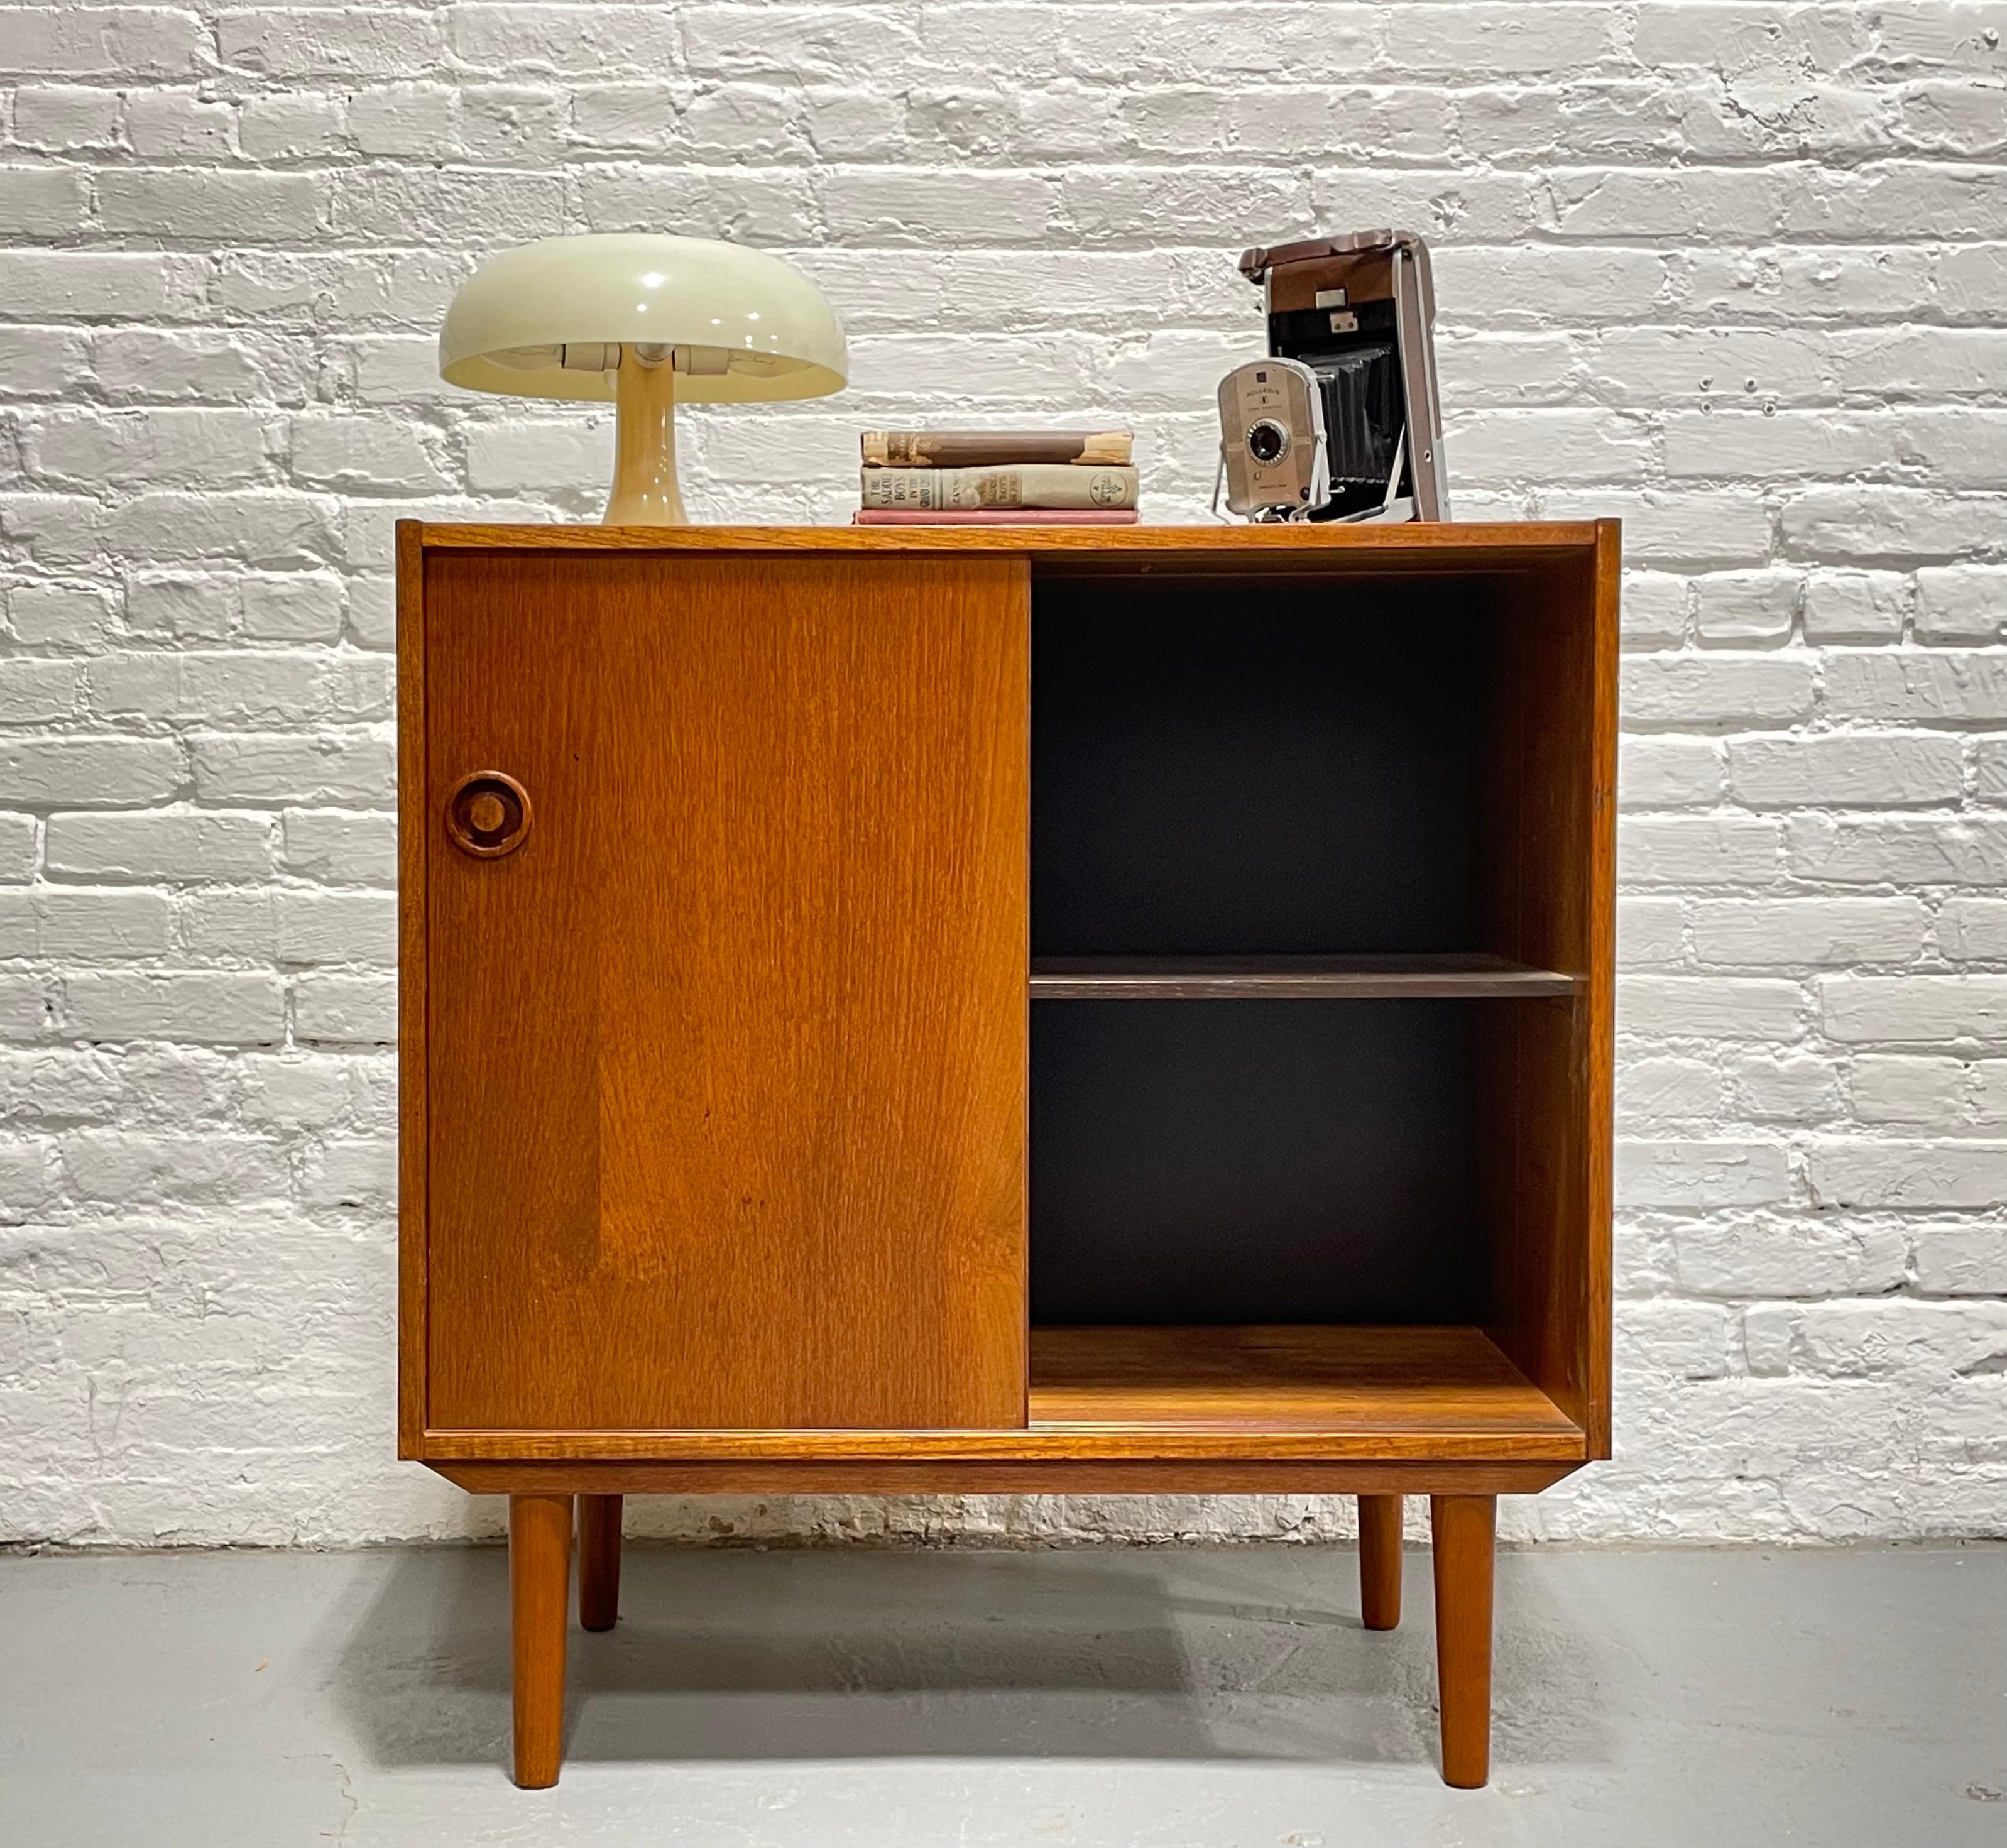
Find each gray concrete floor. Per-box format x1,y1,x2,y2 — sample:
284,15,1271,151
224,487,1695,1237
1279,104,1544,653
1,1544,2001,1847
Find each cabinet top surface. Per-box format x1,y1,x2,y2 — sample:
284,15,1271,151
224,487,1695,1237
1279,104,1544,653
407,519,1613,569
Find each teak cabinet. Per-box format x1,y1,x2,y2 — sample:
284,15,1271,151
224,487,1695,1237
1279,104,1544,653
396,519,1617,1790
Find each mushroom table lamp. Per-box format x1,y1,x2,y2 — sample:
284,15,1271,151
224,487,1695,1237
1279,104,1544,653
440,233,847,524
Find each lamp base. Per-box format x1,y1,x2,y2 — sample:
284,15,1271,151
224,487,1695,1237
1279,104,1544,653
604,353,687,525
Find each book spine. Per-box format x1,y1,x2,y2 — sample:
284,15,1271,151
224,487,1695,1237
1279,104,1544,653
858,464,1139,511
853,508,1140,525
861,430,1134,467
859,427,1132,465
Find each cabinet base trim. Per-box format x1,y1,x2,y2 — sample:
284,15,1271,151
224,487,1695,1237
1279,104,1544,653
431,1459,1580,1497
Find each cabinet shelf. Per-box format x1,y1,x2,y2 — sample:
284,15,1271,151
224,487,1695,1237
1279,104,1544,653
1030,954,1578,1000
1030,1325,1583,1453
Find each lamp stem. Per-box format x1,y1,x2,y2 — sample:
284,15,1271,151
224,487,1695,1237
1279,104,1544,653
604,349,686,525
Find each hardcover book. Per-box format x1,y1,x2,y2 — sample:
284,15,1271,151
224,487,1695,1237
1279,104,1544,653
858,464,1139,511
861,429,1132,468
852,508,1140,525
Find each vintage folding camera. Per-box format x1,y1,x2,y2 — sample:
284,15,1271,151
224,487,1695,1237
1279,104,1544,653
1219,229,1450,523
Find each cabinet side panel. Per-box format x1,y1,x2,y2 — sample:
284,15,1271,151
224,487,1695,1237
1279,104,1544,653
1479,532,1617,1456
425,551,1029,1432
396,522,427,1457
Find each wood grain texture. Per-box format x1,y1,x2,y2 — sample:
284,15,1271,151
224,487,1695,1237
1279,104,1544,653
1029,1325,1578,1439
509,1492,571,1789
413,520,1605,568
417,1326,1582,1462
434,1458,1581,1497
395,518,427,1459
577,1494,621,1632
1031,954,1576,1000
1358,1494,1403,1631
1477,522,1618,1460
420,550,1030,1432
1430,1492,1497,1788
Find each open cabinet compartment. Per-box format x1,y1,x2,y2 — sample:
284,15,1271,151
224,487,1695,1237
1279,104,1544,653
1026,555,1612,1459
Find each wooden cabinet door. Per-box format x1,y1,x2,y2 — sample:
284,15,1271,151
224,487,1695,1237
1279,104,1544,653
418,551,1028,1432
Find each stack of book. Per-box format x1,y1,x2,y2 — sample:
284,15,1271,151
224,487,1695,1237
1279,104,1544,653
853,429,1139,525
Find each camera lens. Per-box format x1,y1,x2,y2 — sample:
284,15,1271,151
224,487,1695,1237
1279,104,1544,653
1247,419,1289,465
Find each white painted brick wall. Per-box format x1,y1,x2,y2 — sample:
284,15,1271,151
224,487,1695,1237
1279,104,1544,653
3,3,2003,1549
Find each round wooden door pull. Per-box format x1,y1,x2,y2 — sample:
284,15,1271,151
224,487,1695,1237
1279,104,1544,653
446,771,532,858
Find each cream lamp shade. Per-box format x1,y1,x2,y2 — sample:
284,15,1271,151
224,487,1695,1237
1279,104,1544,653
439,233,847,524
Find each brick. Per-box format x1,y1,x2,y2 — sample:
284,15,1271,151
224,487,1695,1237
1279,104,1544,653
189,730,393,807
1823,975,2007,1045
63,971,285,1045
88,652,324,726
1939,899,2007,961
0,971,53,1036
464,419,614,494
1825,651,2007,722
1851,1054,1969,1125
30,410,271,491
4,8,205,77
0,815,37,884
11,85,124,152
238,576,344,644
238,94,346,161
299,1136,396,1210
1800,572,1909,644
1783,489,2007,564
1622,654,1817,726
1618,1056,1725,1123
8,889,172,960
289,413,451,495
1769,1300,2007,1379
93,329,314,406
0,169,89,241
0,253,206,321
219,8,445,79
293,973,396,1044
62,1129,288,1200
1673,1219,1906,1299
103,493,336,569
280,811,395,886
6,583,116,648
1915,568,2007,645
1789,817,2007,885
1621,572,1689,648
1724,734,1964,807
1619,738,1724,809
346,84,461,158
1445,410,1651,487
0,331,90,403
1621,817,1783,885
1693,899,1929,967
273,893,396,966
0,659,82,725
1619,975,1805,1041
125,90,236,160
1913,1225,2007,1296
1618,1140,1793,1208
46,812,277,883
97,171,324,243
1692,571,1799,643
1617,895,1685,965
452,4,682,75
1731,1050,1845,1121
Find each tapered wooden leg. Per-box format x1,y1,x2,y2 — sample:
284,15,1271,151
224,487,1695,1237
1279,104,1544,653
1430,1493,1496,1789
1357,1494,1403,1631
578,1494,623,1632
510,1493,572,1789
